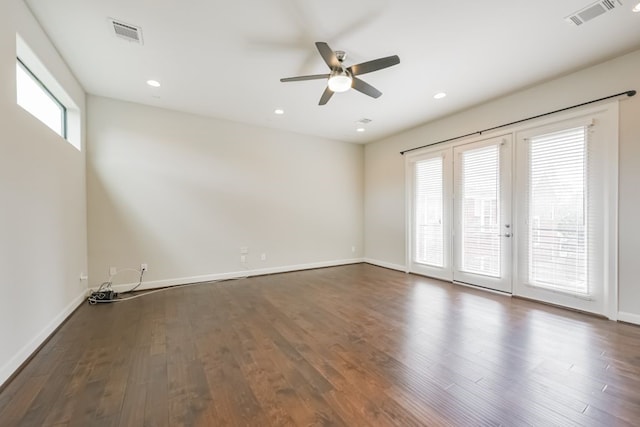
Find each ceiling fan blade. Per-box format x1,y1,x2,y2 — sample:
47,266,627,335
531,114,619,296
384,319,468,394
315,42,340,69
352,77,382,98
319,87,334,105
348,55,400,76
280,74,330,82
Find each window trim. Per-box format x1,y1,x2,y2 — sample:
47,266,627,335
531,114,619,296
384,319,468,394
16,56,68,139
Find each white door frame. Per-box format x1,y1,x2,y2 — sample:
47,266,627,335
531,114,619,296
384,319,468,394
452,135,513,293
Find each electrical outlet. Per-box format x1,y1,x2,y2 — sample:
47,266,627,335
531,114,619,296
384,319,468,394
240,246,249,254
109,266,117,276
352,246,356,253
79,273,88,281
260,253,267,261
141,263,148,271
240,255,247,263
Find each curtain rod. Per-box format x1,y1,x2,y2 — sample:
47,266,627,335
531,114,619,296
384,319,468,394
399,89,636,155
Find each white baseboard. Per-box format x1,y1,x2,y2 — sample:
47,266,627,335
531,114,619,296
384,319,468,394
363,258,407,273
0,291,86,388
101,258,366,294
618,311,640,326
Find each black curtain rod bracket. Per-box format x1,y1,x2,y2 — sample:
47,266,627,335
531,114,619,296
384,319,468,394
400,90,635,155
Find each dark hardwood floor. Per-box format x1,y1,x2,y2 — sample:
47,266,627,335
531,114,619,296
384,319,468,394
1,263,640,426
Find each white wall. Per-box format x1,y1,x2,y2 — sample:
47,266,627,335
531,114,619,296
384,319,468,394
364,49,640,322
0,0,87,386
87,96,364,289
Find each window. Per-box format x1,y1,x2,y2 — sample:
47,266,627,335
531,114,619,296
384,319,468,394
16,58,67,138
514,106,618,317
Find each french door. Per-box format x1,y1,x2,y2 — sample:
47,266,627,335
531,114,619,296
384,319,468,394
407,103,617,318
408,135,512,293
453,136,512,293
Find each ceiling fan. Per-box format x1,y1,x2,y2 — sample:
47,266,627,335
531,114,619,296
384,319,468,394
280,42,400,105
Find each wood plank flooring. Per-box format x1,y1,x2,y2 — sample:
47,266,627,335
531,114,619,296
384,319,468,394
1,263,640,426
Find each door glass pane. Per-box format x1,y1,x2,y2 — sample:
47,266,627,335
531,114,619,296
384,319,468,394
528,127,587,294
415,156,443,267
459,145,500,277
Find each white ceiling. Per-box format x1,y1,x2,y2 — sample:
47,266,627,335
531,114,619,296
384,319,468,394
25,0,640,143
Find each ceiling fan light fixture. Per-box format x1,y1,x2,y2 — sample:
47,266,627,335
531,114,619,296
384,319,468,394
328,71,352,93
280,42,400,105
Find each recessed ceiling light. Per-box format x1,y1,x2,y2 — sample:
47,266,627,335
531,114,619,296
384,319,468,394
274,109,284,115
633,2,640,12
356,127,366,133
434,92,447,99
146,80,161,87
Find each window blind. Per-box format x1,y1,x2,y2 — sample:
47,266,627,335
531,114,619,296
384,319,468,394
414,156,444,267
457,145,500,277
527,126,588,294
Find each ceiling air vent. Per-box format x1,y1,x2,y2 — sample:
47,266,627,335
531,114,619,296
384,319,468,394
109,18,143,44
565,0,622,26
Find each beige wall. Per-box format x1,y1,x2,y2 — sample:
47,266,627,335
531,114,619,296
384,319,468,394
364,49,640,322
87,96,364,289
2,1,639,389
0,0,87,386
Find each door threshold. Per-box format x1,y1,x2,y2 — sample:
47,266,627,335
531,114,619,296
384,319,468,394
453,280,512,296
